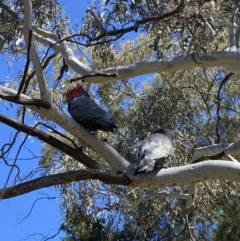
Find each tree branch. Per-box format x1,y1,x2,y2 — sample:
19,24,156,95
31,27,240,84
129,161,240,188
191,143,229,162
0,113,101,169
32,25,59,41
69,72,117,83
2,161,240,199
187,139,239,208
66,51,240,84
0,90,50,109
31,24,240,83
24,0,51,102
186,184,196,209
0,169,131,199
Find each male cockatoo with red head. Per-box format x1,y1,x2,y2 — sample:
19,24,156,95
66,85,117,132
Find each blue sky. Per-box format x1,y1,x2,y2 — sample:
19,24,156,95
0,1,89,240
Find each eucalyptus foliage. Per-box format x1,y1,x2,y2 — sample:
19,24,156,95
1,0,240,240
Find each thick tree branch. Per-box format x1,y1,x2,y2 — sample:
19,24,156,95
33,32,61,52
191,139,240,163
187,140,239,208
31,26,92,76
24,0,51,102
32,25,59,41
31,27,240,83
2,161,240,199
58,40,92,76
0,114,100,169
31,26,240,83
66,51,240,84
0,90,50,109
0,169,131,199
129,161,240,188
69,72,117,83
191,143,229,162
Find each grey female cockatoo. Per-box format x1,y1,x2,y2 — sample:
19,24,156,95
66,85,117,132
134,127,173,175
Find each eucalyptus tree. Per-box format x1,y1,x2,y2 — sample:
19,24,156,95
1,0,240,240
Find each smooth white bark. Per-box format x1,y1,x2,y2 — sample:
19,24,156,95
2,23,240,82
187,141,240,208
32,25,59,41
190,139,240,162
225,155,239,163
23,0,51,102
33,33,61,53
129,161,240,188
191,143,229,162
225,139,240,155
59,40,92,75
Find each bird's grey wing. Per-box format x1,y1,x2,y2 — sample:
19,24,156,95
146,133,173,159
134,138,156,174
69,95,107,119
137,138,149,161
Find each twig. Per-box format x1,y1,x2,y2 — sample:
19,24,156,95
17,194,58,224
185,214,195,241
0,127,30,199
37,121,79,150
0,114,101,169
0,131,21,200
23,225,63,241
168,219,187,241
